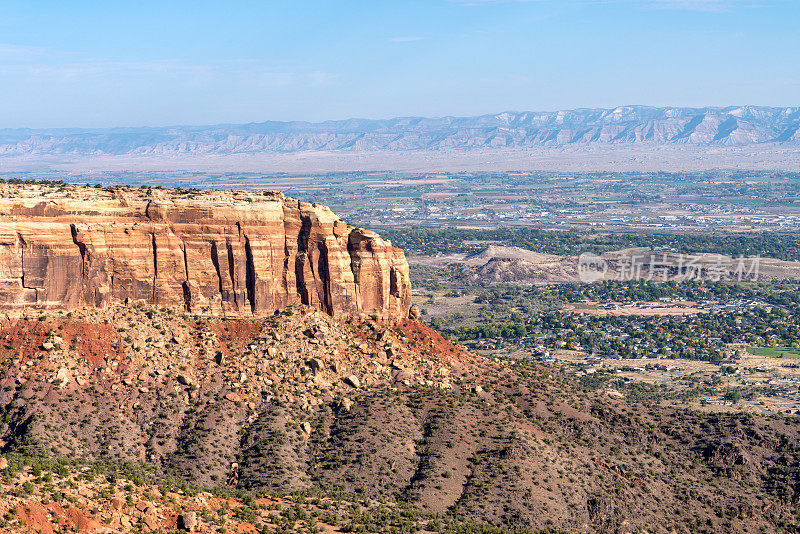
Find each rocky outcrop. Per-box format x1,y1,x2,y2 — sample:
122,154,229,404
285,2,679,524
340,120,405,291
0,185,412,321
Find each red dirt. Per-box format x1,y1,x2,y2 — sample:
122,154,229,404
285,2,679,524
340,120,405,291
396,319,479,366
184,319,264,363
62,505,104,532
0,319,50,363
16,499,106,534
0,318,124,368
16,502,55,534
212,320,264,355
57,322,126,368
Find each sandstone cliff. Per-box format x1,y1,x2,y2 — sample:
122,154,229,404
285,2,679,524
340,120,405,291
0,185,411,321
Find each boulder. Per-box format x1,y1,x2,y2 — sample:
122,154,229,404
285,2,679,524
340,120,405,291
344,375,361,389
339,397,354,412
177,511,197,531
54,367,71,386
306,358,324,375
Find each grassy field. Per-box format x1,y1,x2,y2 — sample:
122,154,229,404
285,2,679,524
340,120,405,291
747,346,800,358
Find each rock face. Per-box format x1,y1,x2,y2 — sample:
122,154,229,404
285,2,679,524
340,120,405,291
0,185,412,321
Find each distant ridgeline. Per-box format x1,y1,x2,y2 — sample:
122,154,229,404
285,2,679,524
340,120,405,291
0,106,798,156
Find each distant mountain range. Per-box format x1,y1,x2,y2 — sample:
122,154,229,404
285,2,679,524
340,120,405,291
1,106,798,157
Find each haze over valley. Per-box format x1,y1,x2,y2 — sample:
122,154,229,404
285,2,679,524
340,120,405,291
3,106,800,173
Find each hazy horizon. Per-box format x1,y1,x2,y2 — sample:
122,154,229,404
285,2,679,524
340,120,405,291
1,1,798,129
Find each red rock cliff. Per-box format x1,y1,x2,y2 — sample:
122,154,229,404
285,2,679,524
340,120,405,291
0,186,412,321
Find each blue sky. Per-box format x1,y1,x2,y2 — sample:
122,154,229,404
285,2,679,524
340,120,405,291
0,0,797,128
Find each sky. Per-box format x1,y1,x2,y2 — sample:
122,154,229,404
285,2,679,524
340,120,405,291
0,0,797,128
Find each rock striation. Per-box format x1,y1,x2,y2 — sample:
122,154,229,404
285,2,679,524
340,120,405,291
0,185,412,321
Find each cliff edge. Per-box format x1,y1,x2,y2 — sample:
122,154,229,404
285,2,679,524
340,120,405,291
0,185,411,321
